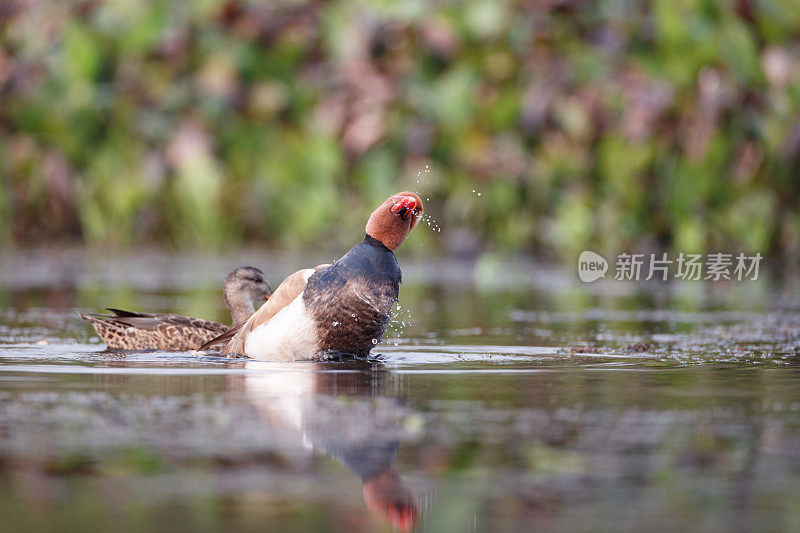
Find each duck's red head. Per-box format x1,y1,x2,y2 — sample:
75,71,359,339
362,470,418,531
365,191,424,250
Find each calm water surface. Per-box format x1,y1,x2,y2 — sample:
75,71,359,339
1,250,799,532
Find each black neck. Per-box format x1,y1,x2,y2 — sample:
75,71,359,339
364,233,391,252
323,233,400,286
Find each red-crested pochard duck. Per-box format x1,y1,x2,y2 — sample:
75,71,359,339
201,192,423,360
81,267,272,351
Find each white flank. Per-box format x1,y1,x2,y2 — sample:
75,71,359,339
245,368,316,450
244,294,319,361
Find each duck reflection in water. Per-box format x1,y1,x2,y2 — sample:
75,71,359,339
234,361,419,530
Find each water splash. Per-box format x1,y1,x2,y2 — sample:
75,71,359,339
415,164,431,185
385,301,413,346
419,213,441,233
410,163,441,234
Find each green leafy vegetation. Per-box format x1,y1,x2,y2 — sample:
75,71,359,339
1,0,799,262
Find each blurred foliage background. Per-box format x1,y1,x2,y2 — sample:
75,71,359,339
1,0,800,263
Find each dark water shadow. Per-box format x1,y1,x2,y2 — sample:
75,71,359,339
228,360,419,530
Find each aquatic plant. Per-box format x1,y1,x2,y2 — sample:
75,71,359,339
1,0,799,263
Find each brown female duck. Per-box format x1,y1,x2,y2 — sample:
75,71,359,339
80,267,272,351
201,192,423,360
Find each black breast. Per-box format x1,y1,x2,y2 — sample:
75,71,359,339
304,235,401,357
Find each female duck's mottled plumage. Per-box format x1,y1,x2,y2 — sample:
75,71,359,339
81,266,271,351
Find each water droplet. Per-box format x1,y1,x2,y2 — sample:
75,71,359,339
332,321,339,326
